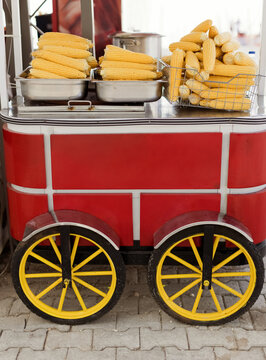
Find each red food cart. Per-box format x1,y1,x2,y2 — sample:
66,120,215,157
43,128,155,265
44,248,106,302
0,1,265,326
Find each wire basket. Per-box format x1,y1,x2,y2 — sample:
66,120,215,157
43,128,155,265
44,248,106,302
160,60,260,112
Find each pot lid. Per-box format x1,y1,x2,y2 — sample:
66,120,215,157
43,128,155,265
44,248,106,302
110,32,162,38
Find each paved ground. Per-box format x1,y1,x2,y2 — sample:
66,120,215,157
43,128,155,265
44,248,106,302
0,258,265,360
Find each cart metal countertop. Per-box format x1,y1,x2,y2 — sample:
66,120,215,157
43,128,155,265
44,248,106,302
1,96,266,127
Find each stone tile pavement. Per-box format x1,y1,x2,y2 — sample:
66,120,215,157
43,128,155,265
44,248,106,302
0,259,265,360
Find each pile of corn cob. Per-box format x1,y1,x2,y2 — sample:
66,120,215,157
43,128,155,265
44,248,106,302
29,32,97,79
163,19,257,111
99,45,162,80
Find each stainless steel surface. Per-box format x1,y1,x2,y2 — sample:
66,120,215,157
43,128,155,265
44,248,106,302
2,96,266,125
92,71,164,103
16,70,89,101
111,32,162,58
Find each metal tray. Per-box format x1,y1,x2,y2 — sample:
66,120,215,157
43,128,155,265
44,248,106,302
91,70,164,103
16,69,90,101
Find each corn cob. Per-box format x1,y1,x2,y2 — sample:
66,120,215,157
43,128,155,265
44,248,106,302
99,56,104,65
203,38,216,73
185,51,200,76
234,52,257,67
32,50,89,71
169,42,200,52
200,87,246,99
100,60,157,71
195,52,203,61
180,32,208,43
216,47,223,58
40,32,91,45
209,26,219,38
85,65,92,76
195,70,209,82
38,39,90,50
206,75,254,88
223,52,235,65
200,99,212,107
191,19,212,32
221,40,240,53
100,68,158,80
211,64,256,77
186,79,209,94
42,45,91,59
188,93,201,105
161,55,171,65
214,32,232,46
31,58,86,78
105,45,155,64
29,68,67,79
169,49,184,101
87,56,98,68
209,98,251,111
179,85,190,99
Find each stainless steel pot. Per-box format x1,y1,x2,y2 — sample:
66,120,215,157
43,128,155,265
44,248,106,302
110,32,162,58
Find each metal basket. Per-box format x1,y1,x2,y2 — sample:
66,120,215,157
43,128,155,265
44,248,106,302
160,60,260,112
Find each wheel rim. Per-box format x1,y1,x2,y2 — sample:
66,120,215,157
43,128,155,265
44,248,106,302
19,233,117,320
156,233,256,322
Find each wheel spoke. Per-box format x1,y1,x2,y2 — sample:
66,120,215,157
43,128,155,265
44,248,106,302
73,276,107,297
71,235,80,266
48,236,61,263
29,251,62,272
58,282,68,311
160,273,201,279
72,279,87,311
212,236,221,259
212,272,251,278
72,248,103,272
192,286,203,313
73,271,113,277
209,287,222,312
167,252,201,274
36,278,62,300
25,273,62,278
169,278,201,301
212,249,243,273
212,278,243,298
188,237,203,270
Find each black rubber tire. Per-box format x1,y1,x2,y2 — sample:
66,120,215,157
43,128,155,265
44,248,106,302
148,225,264,326
11,225,126,325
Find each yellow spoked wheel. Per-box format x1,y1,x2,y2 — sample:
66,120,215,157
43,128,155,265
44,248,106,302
148,225,264,325
12,226,125,324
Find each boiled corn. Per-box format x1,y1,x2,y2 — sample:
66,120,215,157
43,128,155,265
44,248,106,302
42,45,91,59
87,56,98,68
185,51,200,76
209,97,251,110
223,52,235,65
101,60,157,71
105,45,156,64
203,38,216,73
100,68,158,80
181,32,208,43
234,52,257,67
206,75,254,88
195,70,209,82
38,39,90,50
188,93,201,105
211,64,256,77
40,32,92,46
221,40,240,53
31,58,86,78
209,26,219,38
169,41,200,52
195,52,203,61
29,68,67,79
186,78,209,94
214,32,232,46
32,50,89,71
200,87,246,99
191,19,212,33
161,55,171,65
179,84,190,99
169,49,184,101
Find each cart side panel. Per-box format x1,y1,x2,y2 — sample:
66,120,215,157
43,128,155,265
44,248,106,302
53,193,133,246
3,127,46,188
227,189,266,245
7,185,48,241
228,132,266,188
51,133,222,189
140,193,221,246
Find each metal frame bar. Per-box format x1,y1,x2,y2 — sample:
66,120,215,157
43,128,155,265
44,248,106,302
0,0,8,109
